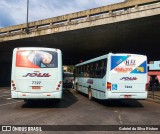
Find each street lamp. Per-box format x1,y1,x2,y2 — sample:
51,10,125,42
26,0,29,33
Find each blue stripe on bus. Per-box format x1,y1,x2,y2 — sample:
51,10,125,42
131,61,147,73
111,56,128,70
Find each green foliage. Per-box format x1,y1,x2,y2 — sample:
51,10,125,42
67,65,75,72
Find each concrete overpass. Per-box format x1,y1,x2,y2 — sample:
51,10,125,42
0,0,160,86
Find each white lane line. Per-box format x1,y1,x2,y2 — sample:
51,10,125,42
0,89,10,92
0,95,11,97
0,101,23,107
0,89,8,91
6,98,12,100
118,115,123,125
3,91,10,93
0,92,10,94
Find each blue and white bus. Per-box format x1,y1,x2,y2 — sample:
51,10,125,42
75,53,148,100
11,47,63,101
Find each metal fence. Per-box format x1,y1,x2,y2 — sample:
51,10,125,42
148,87,160,103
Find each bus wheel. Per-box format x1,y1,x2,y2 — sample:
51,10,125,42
88,88,93,101
24,100,31,103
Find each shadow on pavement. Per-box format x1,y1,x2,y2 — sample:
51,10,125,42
94,99,144,108
21,89,78,108
78,91,144,108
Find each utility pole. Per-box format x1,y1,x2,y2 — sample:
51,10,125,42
26,0,29,33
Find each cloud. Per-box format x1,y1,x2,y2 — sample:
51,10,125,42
0,0,26,28
0,2,17,28
0,11,16,28
0,0,124,28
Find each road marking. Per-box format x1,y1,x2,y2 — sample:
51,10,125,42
0,91,10,94
0,101,22,107
0,95,11,98
0,88,10,91
118,115,123,125
6,98,12,100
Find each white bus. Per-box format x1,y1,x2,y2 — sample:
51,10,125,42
75,53,148,100
63,72,74,88
11,47,63,100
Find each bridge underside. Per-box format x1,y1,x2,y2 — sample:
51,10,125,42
0,14,160,85
0,14,160,65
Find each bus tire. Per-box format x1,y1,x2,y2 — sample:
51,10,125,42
24,99,28,103
88,88,93,101
54,99,61,103
24,99,32,103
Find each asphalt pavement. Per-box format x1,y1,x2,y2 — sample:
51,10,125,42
0,87,160,134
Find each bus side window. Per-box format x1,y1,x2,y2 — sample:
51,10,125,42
93,62,96,78
78,67,80,77
84,65,87,77
88,63,91,77
95,61,101,78
75,67,78,77
80,66,83,77
82,65,85,77
90,63,94,78
75,68,78,77
86,64,90,77
101,59,107,78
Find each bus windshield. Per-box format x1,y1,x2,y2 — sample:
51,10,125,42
16,50,58,68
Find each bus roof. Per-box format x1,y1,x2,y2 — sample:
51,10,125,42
75,54,108,67
75,53,146,67
14,47,61,52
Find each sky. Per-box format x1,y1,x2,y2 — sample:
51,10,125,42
0,0,124,28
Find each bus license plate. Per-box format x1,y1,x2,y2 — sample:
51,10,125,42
32,86,41,90
124,95,132,98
